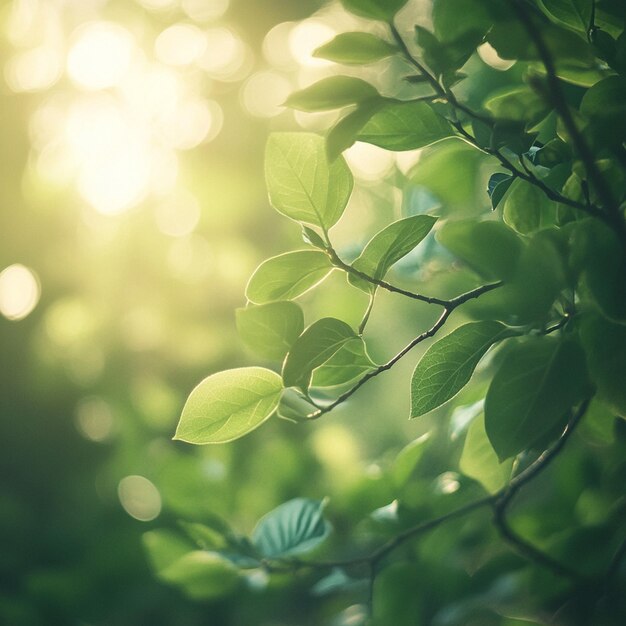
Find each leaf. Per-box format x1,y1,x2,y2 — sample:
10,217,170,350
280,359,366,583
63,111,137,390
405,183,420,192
432,0,496,43
349,215,437,292
282,318,357,390
460,414,513,494
411,321,512,418
485,337,591,461
236,301,304,361
265,132,353,228
314,32,396,65
503,178,555,234
487,173,514,210
484,86,549,124
143,530,194,573
436,219,523,281
311,337,376,387
174,367,283,444
301,226,327,249
246,250,333,304
277,388,318,422
285,76,379,112
341,0,409,21
326,100,386,161
392,432,431,488
356,100,453,151
252,498,331,558
579,313,626,415
537,0,593,33
158,551,239,600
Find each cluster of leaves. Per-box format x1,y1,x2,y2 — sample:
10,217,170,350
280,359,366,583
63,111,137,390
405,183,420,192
146,0,626,623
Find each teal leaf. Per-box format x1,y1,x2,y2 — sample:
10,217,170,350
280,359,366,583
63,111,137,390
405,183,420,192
485,337,591,460
265,132,353,228
487,173,514,210
174,367,283,444
357,100,453,151
246,250,333,304
349,214,437,292
252,498,331,558
314,32,397,65
282,318,357,390
311,337,376,387
285,76,378,111
341,0,409,21
236,301,304,361
460,414,513,494
411,321,513,418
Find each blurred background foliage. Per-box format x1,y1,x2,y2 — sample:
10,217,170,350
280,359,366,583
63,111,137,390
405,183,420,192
1,0,625,624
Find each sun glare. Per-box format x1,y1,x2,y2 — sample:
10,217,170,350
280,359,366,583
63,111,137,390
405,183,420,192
0,264,41,321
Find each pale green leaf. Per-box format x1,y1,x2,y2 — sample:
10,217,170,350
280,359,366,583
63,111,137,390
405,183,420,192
311,337,376,387
236,301,304,361
460,414,513,494
265,132,353,228
285,76,378,111
357,100,452,150
246,250,333,304
314,32,397,65
349,215,437,292
282,318,356,390
174,367,283,444
411,321,513,418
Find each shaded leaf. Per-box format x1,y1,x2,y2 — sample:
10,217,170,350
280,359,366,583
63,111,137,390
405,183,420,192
252,498,331,558
341,0,409,21
314,32,396,65
485,337,590,460
411,321,512,418
311,337,376,387
285,76,378,112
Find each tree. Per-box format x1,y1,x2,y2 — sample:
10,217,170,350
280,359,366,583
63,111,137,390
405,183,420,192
145,0,626,623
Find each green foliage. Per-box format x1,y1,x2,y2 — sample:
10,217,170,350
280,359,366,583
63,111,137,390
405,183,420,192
160,1,626,623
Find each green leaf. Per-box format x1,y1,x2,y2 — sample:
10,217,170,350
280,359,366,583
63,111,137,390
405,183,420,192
158,551,239,600
579,313,626,415
503,178,555,235
246,250,333,304
326,100,386,160
252,498,331,558
485,337,590,460
436,219,523,281
282,318,357,390
265,132,353,228
488,173,514,210
484,86,550,124
341,0,408,21
311,337,376,387
349,215,437,292
236,301,304,361
285,76,379,112
356,100,453,151
411,321,512,418
432,0,496,43
143,530,194,573
392,432,431,488
460,414,513,494
314,32,396,65
537,0,592,33
277,388,318,422
174,367,283,444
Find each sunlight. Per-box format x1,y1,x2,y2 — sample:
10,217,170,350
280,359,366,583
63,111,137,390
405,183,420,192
118,475,162,522
0,264,40,321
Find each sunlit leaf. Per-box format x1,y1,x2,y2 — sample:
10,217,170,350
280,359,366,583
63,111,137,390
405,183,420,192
265,132,353,228
252,498,331,558
460,414,513,493
246,250,333,304
311,337,376,387
282,318,356,390
174,367,283,444
236,301,304,361
314,32,397,65
349,214,437,292
357,100,453,151
411,321,513,418
285,76,378,111
485,337,591,460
